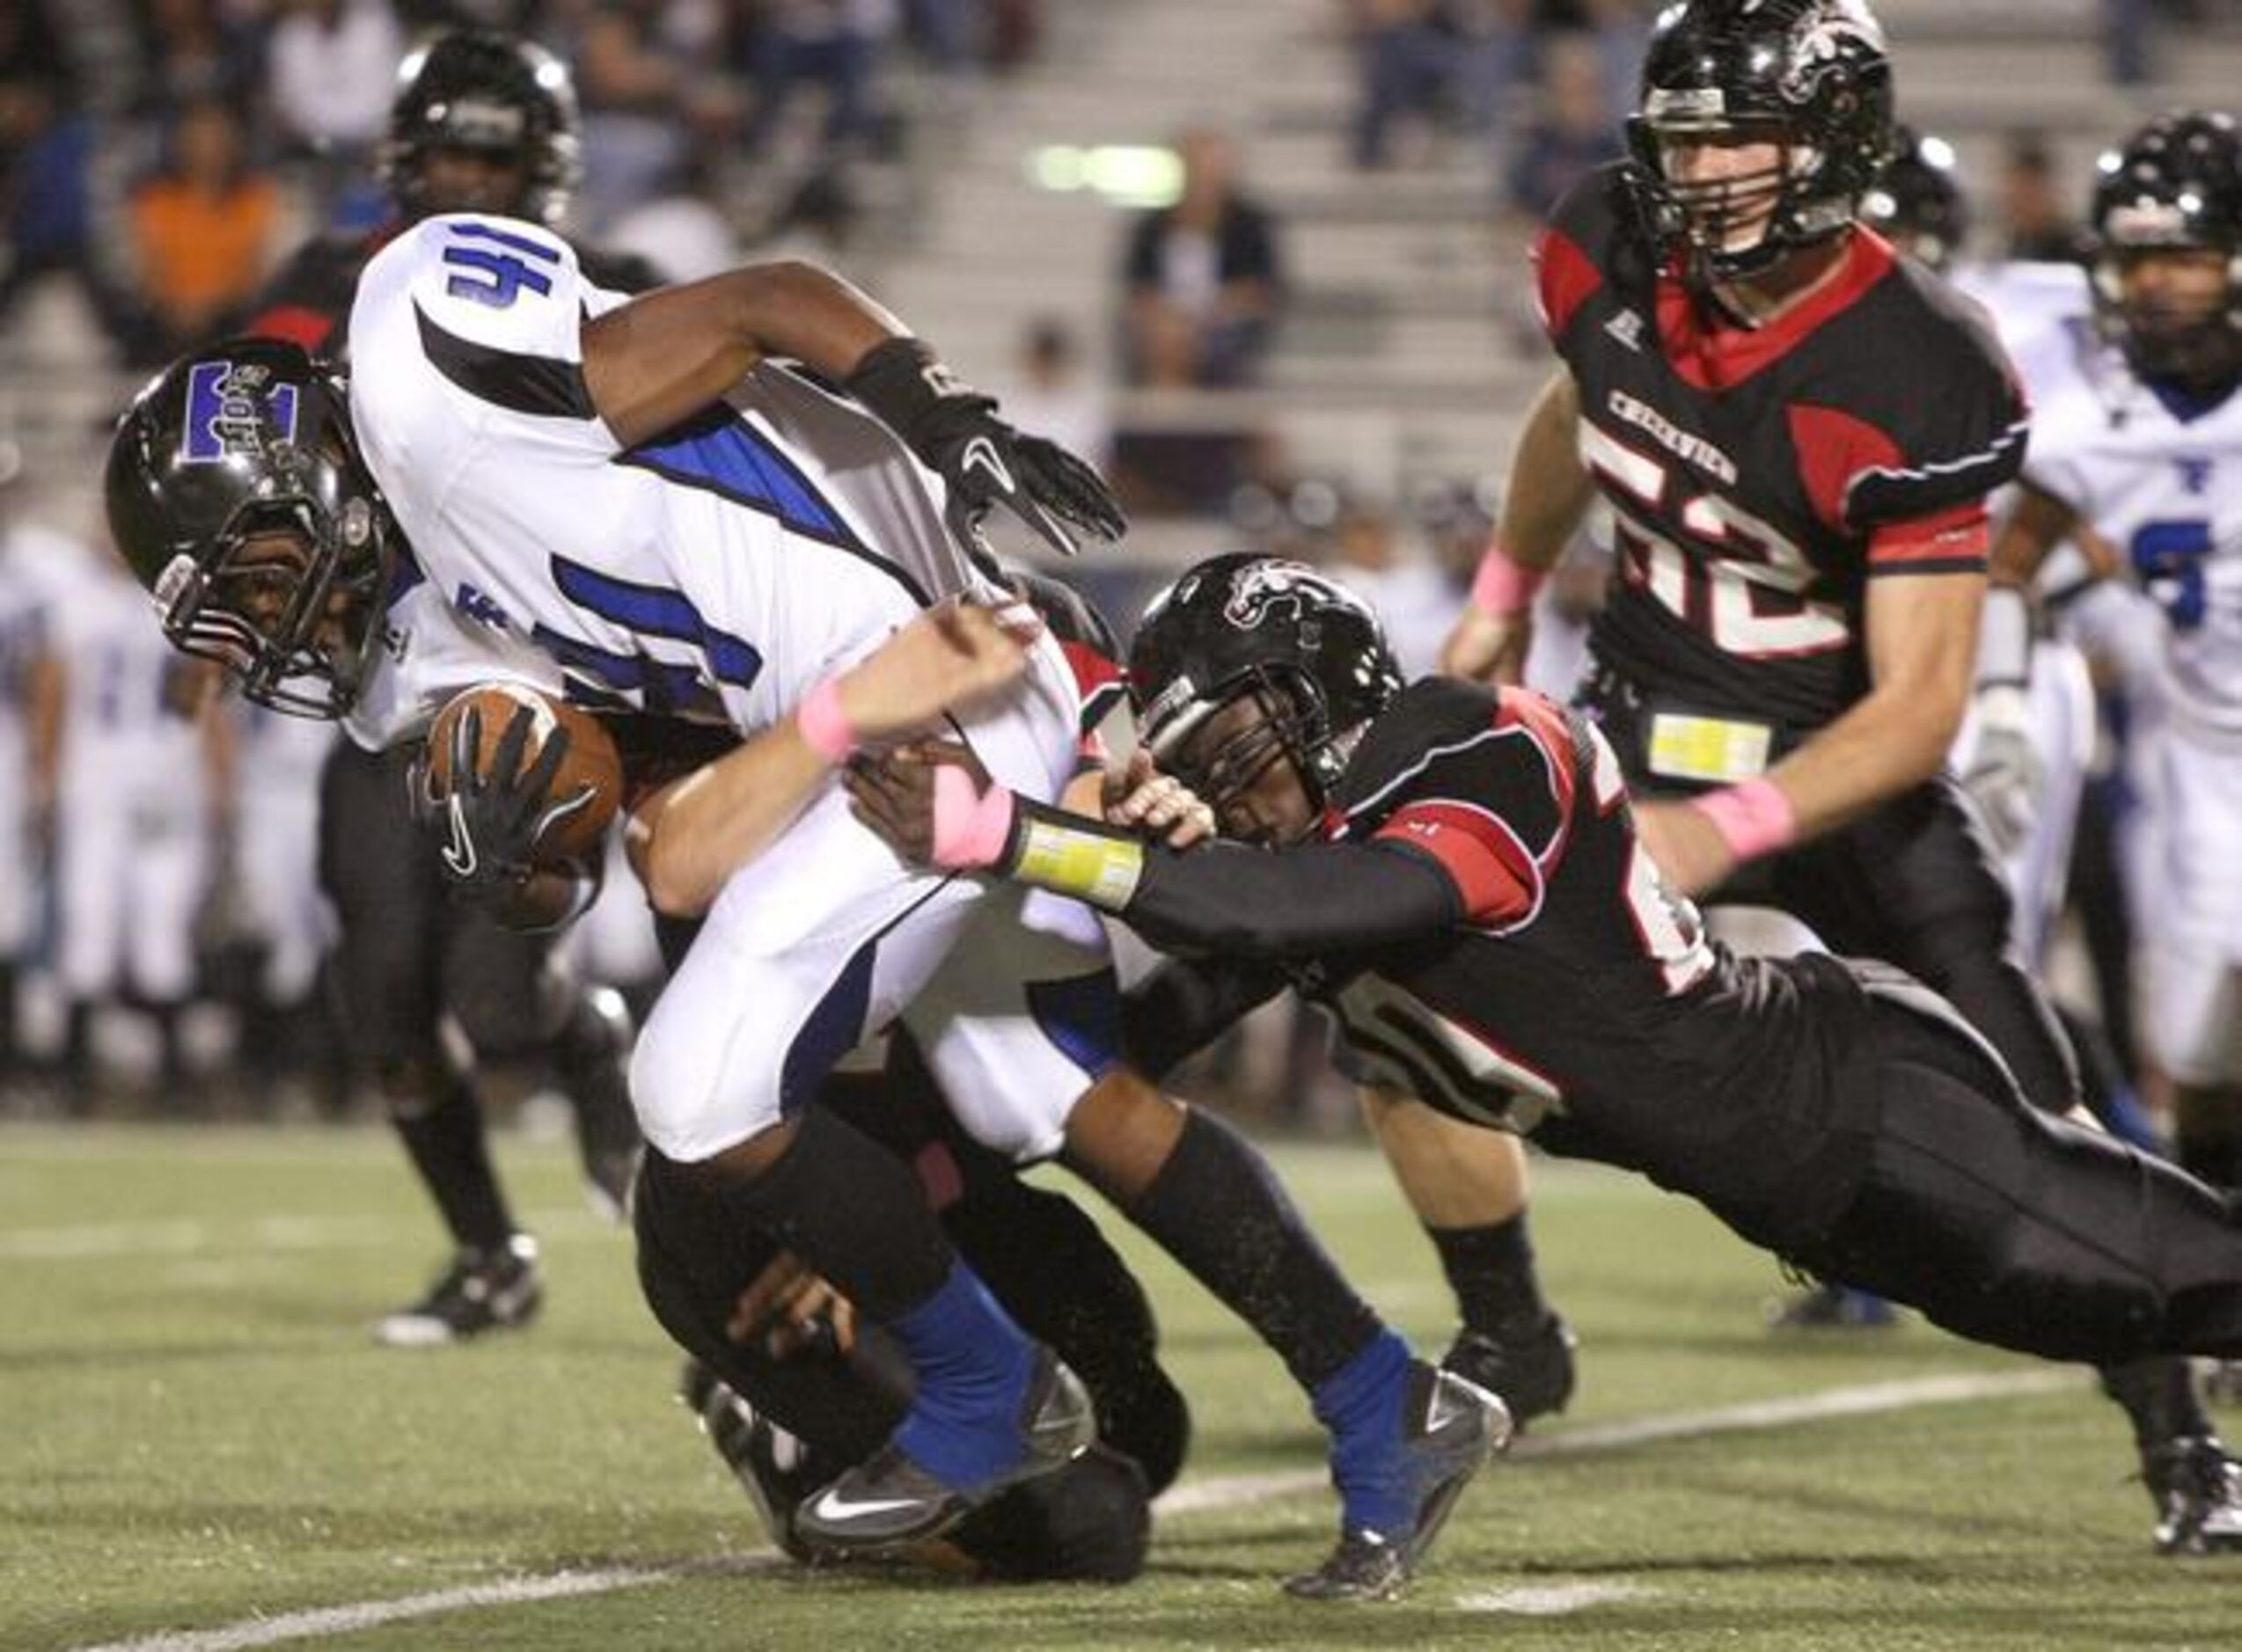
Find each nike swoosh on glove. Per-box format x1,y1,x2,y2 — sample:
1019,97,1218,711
845,336,1127,557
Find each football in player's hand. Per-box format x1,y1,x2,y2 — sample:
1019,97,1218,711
424,683,623,864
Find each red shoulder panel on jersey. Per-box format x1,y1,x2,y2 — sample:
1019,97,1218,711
1657,231,1896,392
1375,800,1541,928
1495,686,1578,832
1865,502,1989,577
1788,403,1903,530
1535,225,1602,341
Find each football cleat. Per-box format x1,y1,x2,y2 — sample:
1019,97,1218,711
1286,1363,1509,1603
678,1359,834,1562
793,1348,1096,1553
1767,1281,1896,1331
373,1234,542,1347
1441,1313,1579,1433
2145,1436,2242,1556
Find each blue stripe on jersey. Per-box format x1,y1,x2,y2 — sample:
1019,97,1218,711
618,406,864,552
530,622,709,713
1024,968,1124,1080
548,556,763,691
445,221,563,262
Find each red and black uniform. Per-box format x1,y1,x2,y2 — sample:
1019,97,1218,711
1107,679,2242,1364
1537,164,2076,1115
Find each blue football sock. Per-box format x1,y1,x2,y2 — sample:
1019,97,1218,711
1310,1328,1416,1536
887,1261,1038,1489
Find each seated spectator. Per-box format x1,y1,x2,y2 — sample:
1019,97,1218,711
1998,129,2093,266
739,0,895,165
995,316,1110,471
0,77,104,330
1121,126,1284,388
125,96,280,359
1500,27,1623,225
266,0,404,164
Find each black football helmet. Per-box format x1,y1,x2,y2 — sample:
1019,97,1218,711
1127,554,1401,834
1860,124,1968,273
1626,0,1895,284
379,29,582,225
105,338,397,720
2090,111,2242,390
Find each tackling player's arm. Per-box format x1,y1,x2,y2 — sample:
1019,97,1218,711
843,746,1464,960
1440,367,1598,682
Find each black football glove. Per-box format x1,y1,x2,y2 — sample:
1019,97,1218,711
413,703,598,901
844,336,1127,557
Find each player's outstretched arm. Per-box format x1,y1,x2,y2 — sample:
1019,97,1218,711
630,599,1040,917
1440,367,1595,683
844,742,1459,958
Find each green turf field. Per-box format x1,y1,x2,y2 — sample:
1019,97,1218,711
4,1122,2233,1650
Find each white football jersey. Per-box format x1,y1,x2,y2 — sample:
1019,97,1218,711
2025,347,2242,739
1954,259,2096,408
347,214,988,747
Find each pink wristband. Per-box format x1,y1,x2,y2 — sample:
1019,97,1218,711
930,764,1018,870
1469,545,1547,617
1689,779,1798,863
796,677,857,764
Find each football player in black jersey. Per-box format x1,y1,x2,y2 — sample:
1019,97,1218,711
851,552,2242,1558
237,30,660,1344
1435,0,2239,1545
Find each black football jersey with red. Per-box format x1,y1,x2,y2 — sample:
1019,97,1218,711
1539,165,2027,731
1311,677,1885,1246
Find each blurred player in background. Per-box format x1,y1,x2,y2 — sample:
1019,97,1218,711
238,29,656,1344
1985,113,2242,1217
0,444,70,1094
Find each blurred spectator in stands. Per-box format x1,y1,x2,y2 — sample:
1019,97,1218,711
902,0,983,77
985,0,1042,73
267,0,406,164
1499,27,1623,225
124,96,280,360
574,0,697,232
996,316,1110,471
1350,0,1523,171
739,0,896,166
133,0,264,115
1121,126,1284,388
0,76,113,336
1997,129,2093,266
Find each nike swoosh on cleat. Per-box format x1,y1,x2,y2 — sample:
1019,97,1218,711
807,1489,927,1524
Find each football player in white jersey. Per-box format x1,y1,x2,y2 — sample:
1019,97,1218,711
0,455,72,1091
1989,113,2242,1232
105,227,1506,1593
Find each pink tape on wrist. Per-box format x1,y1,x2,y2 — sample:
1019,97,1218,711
1469,545,1547,617
930,764,1017,870
796,677,857,764
1689,778,1798,863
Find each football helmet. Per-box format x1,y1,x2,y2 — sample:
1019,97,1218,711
1626,0,1895,284
1860,125,1968,273
380,29,582,225
104,338,397,720
1127,553,1401,830
2090,111,2242,390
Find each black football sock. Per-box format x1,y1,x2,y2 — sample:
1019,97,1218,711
1428,1212,1552,1334
392,1075,517,1252
1125,1107,1383,1390
2101,1356,2215,1455
639,1109,1037,1488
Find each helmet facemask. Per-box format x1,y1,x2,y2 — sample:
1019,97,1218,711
2093,238,2242,393
1629,106,1849,287
1147,674,1350,848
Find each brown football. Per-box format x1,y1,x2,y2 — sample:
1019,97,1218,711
423,682,624,864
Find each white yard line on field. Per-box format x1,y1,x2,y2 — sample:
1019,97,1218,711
68,1366,2084,1650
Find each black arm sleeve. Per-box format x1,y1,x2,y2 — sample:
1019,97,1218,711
1124,837,1462,960
1120,956,1289,1082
